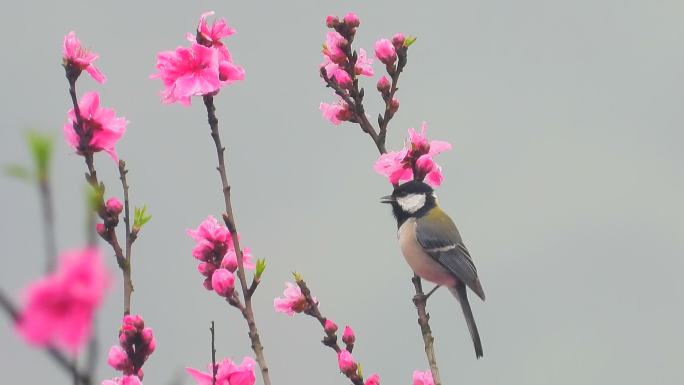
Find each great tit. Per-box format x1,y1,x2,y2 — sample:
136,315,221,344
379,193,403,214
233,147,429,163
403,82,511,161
381,180,485,358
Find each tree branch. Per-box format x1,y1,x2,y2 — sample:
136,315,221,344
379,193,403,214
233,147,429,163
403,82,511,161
202,95,271,385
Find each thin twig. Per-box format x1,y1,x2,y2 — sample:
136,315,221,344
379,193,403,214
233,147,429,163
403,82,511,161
118,160,134,316
202,95,271,385
210,321,217,385
0,288,92,385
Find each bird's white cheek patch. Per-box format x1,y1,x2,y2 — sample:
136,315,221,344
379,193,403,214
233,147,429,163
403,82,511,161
397,194,426,213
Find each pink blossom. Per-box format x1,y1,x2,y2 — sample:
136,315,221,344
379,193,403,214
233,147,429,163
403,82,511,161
63,91,127,163
186,357,256,385
218,60,245,84
106,197,123,215
108,346,130,370
221,247,256,272
114,315,155,376
274,282,312,316
322,31,347,64
196,11,235,47
355,49,374,76
187,216,232,262
63,31,106,83
337,350,357,373
374,39,397,65
319,99,352,125
343,12,360,28
101,376,142,385
152,43,220,105
342,326,355,345
324,319,338,334
211,268,235,297
373,123,452,187
365,374,381,385
412,370,434,385
16,248,110,353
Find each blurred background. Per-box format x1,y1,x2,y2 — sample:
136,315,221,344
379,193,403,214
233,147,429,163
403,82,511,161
1,1,683,384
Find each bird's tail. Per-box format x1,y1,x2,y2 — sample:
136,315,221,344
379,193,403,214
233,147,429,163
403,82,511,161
449,284,483,358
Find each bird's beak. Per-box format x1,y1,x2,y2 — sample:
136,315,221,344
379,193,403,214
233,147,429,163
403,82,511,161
380,195,395,204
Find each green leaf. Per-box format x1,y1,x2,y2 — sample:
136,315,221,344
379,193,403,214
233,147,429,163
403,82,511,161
26,131,54,180
134,205,152,229
4,164,31,180
292,271,303,282
404,36,417,47
255,258,266,279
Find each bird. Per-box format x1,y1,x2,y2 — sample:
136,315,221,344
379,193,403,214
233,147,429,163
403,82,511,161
381,180,485,358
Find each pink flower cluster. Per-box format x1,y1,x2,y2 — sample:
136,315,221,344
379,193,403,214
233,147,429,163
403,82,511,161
186,357,256,385
273,282,314,316
63,91,127,163
152,11,244,105
319,13,409,126
63,31,106,84
333,325,379,384
106,315,156,380
187,216,255,297
374,123,452,187
16,248,110,353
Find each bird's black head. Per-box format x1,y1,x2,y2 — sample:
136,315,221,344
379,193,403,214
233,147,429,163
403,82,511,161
380,180,436,227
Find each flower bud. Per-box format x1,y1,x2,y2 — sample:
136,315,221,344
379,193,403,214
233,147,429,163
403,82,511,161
197,262,217,277
392,33,406,48
365,374,381,385
96,223,106,236
221,253,238,273
106,197,123,215
203,277,213,290
337,350,357,374
377,76,390,93
211,268,235,297
107,346,130,370
342,326,356,345
123,314,144,330
326,15,339,28
390,98,400,113
324,319,338,334
374,39,397,65
335,71,353,89
343,12,360,28
142,328,156,353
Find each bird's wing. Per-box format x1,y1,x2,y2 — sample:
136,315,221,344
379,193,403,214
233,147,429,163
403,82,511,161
416,209,485,300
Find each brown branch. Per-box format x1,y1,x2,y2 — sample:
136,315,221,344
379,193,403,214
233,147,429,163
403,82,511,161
412,276,442,385
210,321,217,385
202,95,271,385
0,288,92,385
377,47,408,144
118,160,134,316
65,76,133,318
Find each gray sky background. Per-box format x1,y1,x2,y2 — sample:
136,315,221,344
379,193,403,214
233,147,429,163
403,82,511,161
1,1,683,384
